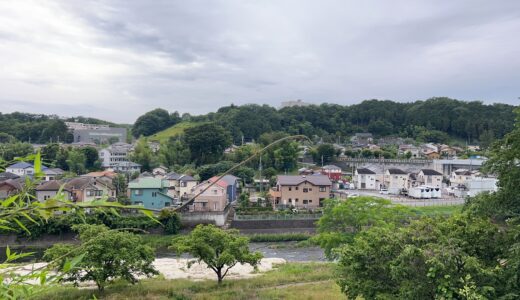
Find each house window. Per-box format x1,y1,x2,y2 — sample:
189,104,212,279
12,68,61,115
303,200,308,204
319,186,326,192
288,187,292,191
309,200,312,203
164,202,170,207
295,187,299,190
303,188,308,193
152,192,157,197
214,203,217,210
134,189,142,196
213,189,218,194
295,198,299,202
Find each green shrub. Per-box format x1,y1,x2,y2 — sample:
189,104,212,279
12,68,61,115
248,233,313,242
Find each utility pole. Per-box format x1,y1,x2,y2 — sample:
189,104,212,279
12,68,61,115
259,155,263,194
321,155,324,167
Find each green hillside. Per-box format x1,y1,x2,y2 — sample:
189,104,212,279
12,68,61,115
148,121,204,142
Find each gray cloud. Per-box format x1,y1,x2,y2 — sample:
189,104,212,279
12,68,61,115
0,0,519,123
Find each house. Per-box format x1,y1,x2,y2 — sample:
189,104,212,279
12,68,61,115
384,168,409,194
35,180,72,202
152,166,169,177
398,144,421,158
65,177,116,202
6,162,41,177
42,168,65,181
423,150,440,159
111,162,141,173
439,145,457,158
351,133,373,146
321,165,342,181
99,143,133,168
417,169,443,188
128,177,175,209
367,144,381,151
190,175,240,212
298,167,314,176
270,174,332,209
407,173,420,189
0,178,24,199
354,168,377,190
84,170,118,179
164,172,199,200
0,172,20,182
450,169,474,188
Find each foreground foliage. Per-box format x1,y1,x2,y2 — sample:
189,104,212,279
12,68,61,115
35,262,340,300
171,224,263,284
44,224,158,291
315,197,416,259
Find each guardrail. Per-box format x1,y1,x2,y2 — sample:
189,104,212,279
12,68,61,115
234,213,323,221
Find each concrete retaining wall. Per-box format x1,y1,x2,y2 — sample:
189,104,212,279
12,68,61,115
181,208,230,227
231,219,317,230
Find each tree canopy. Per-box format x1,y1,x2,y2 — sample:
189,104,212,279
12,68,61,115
170,224,263,284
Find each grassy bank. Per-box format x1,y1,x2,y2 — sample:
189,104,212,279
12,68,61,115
35,262,342,300
248,233,313,243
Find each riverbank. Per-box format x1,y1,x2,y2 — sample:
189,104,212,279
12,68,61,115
34,262,342,300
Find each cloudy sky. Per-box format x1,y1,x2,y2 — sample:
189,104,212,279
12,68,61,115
0,1,519,123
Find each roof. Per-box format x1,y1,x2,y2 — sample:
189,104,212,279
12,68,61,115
139,171,154,178
179,175,197,182
387,168,407,175
7,162,33,169
0,178,24,190
65,177,114,190
454,169,472,176
43,168,65,175
0,172,20,181
420,169,443,176
112,162,141,167
277,174,332,186
128,178,169,189
164,172,182,180
322,165,341,171
208,175,239,188
84,170,117,178
6,162,49,170
408,173,418,180
36,180,69,191
356,168,376,175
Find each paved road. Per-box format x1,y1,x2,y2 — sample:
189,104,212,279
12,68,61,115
347,190,465,207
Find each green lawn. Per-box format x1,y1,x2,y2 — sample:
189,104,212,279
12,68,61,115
35,262,343,300
412,205,463,216
148,121,205,142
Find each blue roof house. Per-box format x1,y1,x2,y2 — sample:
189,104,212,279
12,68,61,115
128,177,175,209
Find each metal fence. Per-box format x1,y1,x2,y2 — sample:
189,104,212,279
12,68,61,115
234,213,323,221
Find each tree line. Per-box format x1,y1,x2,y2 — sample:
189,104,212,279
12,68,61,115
132,98,517,146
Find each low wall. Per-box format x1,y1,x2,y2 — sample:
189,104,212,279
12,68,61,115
231,219,318,230
181,207,230,227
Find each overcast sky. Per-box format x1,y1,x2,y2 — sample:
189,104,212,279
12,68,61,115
0,1,519,123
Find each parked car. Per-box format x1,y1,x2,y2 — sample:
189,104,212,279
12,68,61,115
379,189,389,195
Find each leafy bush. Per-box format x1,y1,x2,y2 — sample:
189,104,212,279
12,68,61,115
44,224,158,291
248,233,313,243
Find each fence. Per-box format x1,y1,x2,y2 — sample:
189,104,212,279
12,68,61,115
234,213,323,221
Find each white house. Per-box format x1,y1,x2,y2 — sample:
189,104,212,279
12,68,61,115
417,169,443,188
450,169,473,187
354,168,377,190
164,172,199,200
384,168,409,194
6,162,37,177
99,143,133,168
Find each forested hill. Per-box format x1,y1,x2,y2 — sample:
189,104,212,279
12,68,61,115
134,98,517,145
0,112,117,144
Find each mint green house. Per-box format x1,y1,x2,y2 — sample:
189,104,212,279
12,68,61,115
128,178,175,209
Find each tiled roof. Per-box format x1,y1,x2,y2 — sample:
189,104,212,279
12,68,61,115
277,174,332,186
0,172,20,181
356,168,376,175
387,168,407,175
36,180,69,191
179,175,197,182
128,178,169,189
420,169,443,176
